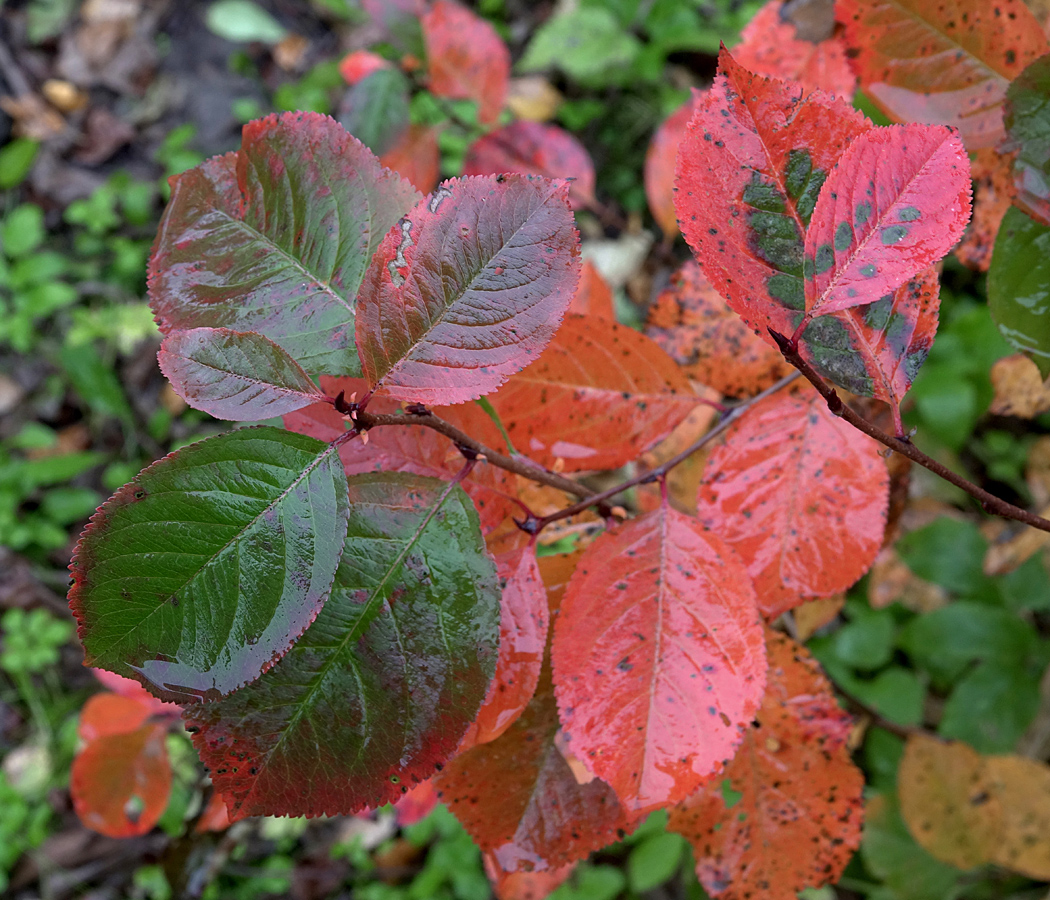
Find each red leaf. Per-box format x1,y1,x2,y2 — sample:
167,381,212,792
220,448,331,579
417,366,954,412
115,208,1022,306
71,722,172,838
463,121,596,209
436,669,634,871
355,175,580,405
461,546,548,748
802,123,970,319
90,669,181,718
838,0,1048,149
149,112,420,376
645,97,700,236
733,0,856,99
158,328,328,421
646,260,793,398
675,48,872,347
339,50,393,85
195,790,232,832
484,854,576,900
668,630,864,900
394,779,440,826
697,385,888,618
477,315,701,472
551,503,766,814
78,692,155,742
380,124,441,196
422,0,509,125
567,260,614,319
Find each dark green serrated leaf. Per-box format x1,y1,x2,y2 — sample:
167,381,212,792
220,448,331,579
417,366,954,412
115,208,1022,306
69,427,349,703
1004,52,1050,224
339,68,411,156
188,471,501,820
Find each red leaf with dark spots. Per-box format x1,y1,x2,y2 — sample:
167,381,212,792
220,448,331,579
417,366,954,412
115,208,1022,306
802,123,970,319
355,175,580,405
838,0,1048,150
475,315,701,472
436,668,634,871
646,260,793,398
645,96,700,236
697,385,888,618
733,0,856,99
423,0,509,125
668,630,864,900
463,121,596,209
552,502,766,814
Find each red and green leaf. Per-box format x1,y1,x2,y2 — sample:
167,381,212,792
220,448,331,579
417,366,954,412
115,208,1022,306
668,630,864,900
1004,52,1050,226
69,428,349,704
188,472,501,819
422,0,509,125
646,260,793,398
733,0,856,99
645,96,701,236
436,667,634,871
551,502,767,814
802,123,970,319
697,385,888,618
355,175,580,405
837,0,1048,149
463,121,596,209
149,113,420,376
460,545,548,748
158,328,328,421
475,315,702,472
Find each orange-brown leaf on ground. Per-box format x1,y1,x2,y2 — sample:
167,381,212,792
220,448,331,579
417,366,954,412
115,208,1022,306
422,0,509,124
644,96,701,235
568,260,614,319
71,721,172,838
460,545,548,749
837,0,1048,149
479,314,702,472
552,502,766,814
435,668,633,872
986,754,1050,879
897,734,1002,870
989,354,1050,418
537,550,583,616
698,384,888,618
380,124,441,196
195,789,232,832
732,0,856,99
956,149,1016,270
484,854,576,900
668,630,864,900
646,260,792,397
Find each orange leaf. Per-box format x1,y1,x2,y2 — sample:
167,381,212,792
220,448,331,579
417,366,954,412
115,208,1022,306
698,385,888,617
71,722,172,838
380,125,441,196
195,789,232,832
422,0,509,125
956,149,1016,271
78,692,155,742
552,502,766,813
567,260,614,319
394,779,440,826
646,260,792,397
668,630,864,900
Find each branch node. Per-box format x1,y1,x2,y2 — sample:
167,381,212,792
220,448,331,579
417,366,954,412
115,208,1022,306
405,402,429,416
455,443,481,461
513,515,541,535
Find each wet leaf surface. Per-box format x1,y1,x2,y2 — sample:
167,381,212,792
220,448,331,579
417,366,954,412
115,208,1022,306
1005,52,1050,226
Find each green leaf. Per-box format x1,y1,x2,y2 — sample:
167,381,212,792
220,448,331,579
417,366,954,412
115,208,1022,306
205,0,288,44
830,607,896,671
850,667,924,727
188,472,501,819
988,206,1050,378
998,555,1050,612
518,7,641,83
339,68,411,156
628,832,686,892
0,140,40,190
895,518,989,595
59,343,134,423
939,660,1041,752
1,204,45,259
1003,51,1050,224
69,427,349,704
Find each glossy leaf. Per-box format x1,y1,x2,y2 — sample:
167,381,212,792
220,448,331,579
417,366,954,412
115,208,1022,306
461,545,548,748
284,376,517,533
802,124,970,319
463,121,596,209
988,206,1050,377
552,502,766,813
668,630,864,900
422,0,509,125
436,667,633,871
355,175,581,405
645,97,700,236
477,315,700,472
380,124,441,196
69,427,350,704
733,0,856,99
1005,52,1050,225
697,386,888,618
149,112,420,376
158,328,328,421
71,721,171,838
646,260,792,397
567,259,614,319
188,472,501,819
837,0,1048,149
